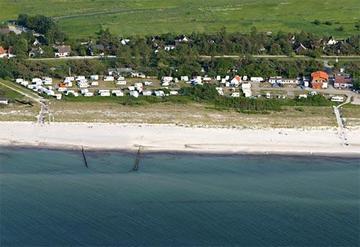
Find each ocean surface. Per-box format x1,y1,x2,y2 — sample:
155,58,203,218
0,147,359,246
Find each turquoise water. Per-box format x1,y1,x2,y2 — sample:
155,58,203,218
0,148,359,246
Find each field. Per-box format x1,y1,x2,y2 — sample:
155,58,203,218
1,0,359,38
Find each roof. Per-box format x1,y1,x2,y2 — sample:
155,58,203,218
335,75,352,84
0,46,6,55
311,71,329,80
55,45,71,54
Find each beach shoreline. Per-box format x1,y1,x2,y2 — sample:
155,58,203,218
1,121,359,157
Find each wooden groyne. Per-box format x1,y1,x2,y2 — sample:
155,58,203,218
132,146,143,171
81,146,89,168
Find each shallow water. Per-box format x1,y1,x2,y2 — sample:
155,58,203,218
0,148,359,246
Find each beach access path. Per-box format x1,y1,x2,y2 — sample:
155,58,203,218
0,122,359,156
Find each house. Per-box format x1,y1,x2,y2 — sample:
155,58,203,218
0,46,7,58
28,47,44,57
54,45,71,57
311,71,329,89
326,36,338,46
295,43,308,54
334,75,353,89
230,75,242,87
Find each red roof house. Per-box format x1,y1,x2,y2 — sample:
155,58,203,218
311,71,329,89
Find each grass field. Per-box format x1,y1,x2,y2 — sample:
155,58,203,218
1,0,359,38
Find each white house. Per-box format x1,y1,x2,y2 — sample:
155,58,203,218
54,45,71,57
230,76,242,87
231,92,240,98
128,86,135,91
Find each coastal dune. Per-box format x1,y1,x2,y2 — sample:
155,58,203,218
0,122,359,156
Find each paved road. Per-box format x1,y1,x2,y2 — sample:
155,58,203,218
27,55,360,62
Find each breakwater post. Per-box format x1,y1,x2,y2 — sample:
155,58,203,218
81,146,89,168
132,145,143,171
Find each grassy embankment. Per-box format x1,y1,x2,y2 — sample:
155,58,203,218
0,82,40,121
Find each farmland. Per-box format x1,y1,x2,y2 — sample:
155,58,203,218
1,0,359,38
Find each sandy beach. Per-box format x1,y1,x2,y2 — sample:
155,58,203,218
0,122,359,156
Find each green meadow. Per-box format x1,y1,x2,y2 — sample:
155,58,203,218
0,0,359,38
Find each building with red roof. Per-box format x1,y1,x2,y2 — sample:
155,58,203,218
311,71,329,89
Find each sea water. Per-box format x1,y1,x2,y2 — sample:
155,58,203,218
0,147,359,246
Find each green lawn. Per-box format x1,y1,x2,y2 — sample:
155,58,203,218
0,0,359,38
